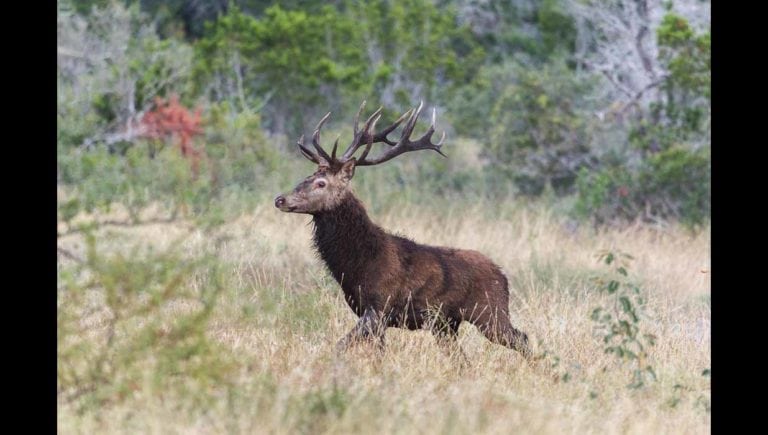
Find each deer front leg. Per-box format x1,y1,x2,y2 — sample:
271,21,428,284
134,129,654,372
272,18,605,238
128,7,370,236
429,315,469,366
336,307,386,353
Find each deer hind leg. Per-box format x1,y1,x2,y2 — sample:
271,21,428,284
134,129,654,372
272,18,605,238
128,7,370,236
471,309,531,359
336,307,386,353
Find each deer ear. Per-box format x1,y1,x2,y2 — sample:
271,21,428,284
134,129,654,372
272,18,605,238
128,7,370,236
340,159,356,182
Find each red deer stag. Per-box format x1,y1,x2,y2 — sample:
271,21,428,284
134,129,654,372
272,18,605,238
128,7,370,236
274,101,531,360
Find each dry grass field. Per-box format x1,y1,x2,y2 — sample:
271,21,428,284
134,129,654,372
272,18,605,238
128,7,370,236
57,198,710,434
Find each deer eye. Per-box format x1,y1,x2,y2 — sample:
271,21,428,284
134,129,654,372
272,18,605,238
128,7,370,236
315,180,326,189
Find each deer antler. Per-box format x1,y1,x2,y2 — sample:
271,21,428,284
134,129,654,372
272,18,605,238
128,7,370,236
354,101,446,167
339,100,413,162
296,101,446,167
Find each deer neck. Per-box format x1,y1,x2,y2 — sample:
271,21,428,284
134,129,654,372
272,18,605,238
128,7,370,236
311,192,387,293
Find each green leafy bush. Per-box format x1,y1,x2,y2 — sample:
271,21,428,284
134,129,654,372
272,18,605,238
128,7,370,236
590,250,657,389
486,61,597,196
574,146,709,228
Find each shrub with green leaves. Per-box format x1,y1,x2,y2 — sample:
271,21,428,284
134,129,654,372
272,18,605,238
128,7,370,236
574,145,709,228
58,0,194,149
486,60,597,196
58,143,218,225
590,250,657,389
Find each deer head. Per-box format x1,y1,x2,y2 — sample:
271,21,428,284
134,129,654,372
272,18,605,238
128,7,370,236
274,101,446,214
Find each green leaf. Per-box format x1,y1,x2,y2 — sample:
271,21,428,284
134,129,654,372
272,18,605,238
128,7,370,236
605,253,615,265
590,307,602,321
607,280,620,294
702,369,710,377
619,296,632,313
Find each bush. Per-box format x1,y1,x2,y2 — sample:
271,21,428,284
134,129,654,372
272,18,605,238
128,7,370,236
574,146,709,228
58,144,215,223
486,60,597,196
58,231,235,411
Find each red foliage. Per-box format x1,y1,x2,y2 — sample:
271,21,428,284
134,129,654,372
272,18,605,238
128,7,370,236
140,95,205,175
617,186,630,198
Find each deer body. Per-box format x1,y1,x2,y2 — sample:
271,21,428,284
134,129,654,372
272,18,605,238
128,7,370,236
276,102,531,359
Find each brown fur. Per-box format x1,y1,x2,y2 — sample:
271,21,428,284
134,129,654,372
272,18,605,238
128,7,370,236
276,161,531,358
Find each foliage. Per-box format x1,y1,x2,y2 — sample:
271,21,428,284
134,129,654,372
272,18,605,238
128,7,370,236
58,0,195,150
486,60,597,196
590,250,657,389
451,0,576,63
573,12,710,227
574,145,710,227
58,231,235,412
194,4,367,133
58,143,222,226
342,0,485,114
140,95,205,172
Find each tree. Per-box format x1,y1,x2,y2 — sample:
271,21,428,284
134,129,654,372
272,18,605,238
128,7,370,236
194,5,366,135
486,60,597,196
564,0,709,122
572,7,710,227
58,0,194,149
342,0,484,111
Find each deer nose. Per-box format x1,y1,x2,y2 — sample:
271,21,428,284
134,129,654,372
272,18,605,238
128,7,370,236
274,195,286,208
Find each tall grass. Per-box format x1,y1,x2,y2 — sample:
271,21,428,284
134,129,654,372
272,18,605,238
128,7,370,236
57,196,710,434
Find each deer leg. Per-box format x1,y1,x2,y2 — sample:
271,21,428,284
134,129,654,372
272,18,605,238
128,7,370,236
472,310,532,360
430,317,469,365
336,307,386,352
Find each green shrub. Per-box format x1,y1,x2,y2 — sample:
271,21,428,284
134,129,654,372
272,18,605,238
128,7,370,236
590,250,657,389
486,60,597,196
574,145,709,228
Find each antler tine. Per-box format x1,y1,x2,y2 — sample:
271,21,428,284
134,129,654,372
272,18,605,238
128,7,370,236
420,107,446,156
331,135,340,160
353,100,366,136
357,112,382,162
362,107,384,135
311,112,333,162
401,100,425,140
297,134,322,164
371,108,411,146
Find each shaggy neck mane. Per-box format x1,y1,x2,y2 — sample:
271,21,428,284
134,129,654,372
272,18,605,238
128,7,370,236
312,192,387,301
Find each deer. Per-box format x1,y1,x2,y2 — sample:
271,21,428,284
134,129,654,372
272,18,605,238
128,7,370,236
274,101,531,361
